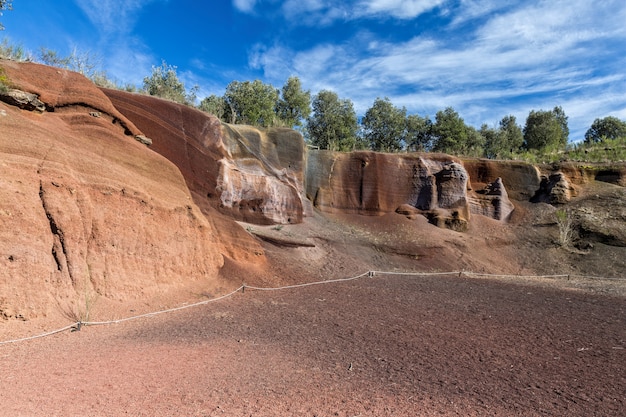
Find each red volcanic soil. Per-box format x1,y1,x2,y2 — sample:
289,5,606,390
1,271,624,416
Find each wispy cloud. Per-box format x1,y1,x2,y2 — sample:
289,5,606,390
233,0,258,14
74,0,160,35
235,0,444,25
357,0,444,19
249,0,626,140
72,0,168,84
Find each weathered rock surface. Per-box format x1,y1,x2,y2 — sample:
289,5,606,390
469,177,515,221
0,61,225,319
306,151,471,230
0,88,46,112
102,89,305,225
572,187,626,247
463,159,542,201
531,172,577,204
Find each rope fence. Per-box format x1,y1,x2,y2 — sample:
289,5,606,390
1,269,624,346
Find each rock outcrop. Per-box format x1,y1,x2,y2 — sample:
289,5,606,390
531,172,577,204
0,88,46,112
102,89,305,225
469,178,515,221
306,151,471,231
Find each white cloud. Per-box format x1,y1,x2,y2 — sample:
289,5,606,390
74,0,160,35
357,0,444,19
280,0,350,25
249,0,626,141
233,0,258,13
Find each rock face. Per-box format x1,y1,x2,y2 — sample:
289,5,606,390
102,89,305,225
0,60,224,319
306,151,471,230
463,159,542,201
469,178,515,221
532,172,577,204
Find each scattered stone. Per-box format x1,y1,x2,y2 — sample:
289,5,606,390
135,134,153,146
0,89,46,112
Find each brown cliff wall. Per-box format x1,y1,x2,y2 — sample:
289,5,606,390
462,159,542,201
0,61,225,320
102,89,305,225
306,150,471,229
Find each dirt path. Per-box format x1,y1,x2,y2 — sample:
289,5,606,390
1,273,624,416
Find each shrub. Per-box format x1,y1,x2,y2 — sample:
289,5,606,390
555,208,574,247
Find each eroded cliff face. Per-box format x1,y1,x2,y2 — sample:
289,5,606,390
306,151,472,231
3,60,625,323
0,61,225,319
102,89,305,225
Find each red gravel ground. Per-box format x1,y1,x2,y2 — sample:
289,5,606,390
1,273,624,416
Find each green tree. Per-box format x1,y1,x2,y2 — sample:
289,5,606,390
405,114,433,152
482,115,524,159
199,94,226,120
431,107,482,155
224,79,279,127
362,97,406,152
480,124,501,159
276,76,311,128
143,60,194,105
523,106,569,151
464,126,486,157
0,1,12,30
306,90,359,151
499,114,524,152
584,116,626,143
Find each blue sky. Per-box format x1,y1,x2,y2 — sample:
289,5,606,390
2,0,626,141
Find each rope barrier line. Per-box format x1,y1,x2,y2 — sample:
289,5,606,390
0,323,76,346
1,269,624,346
82,285,245,327
371,270,463,277
243,272,371,291
463,272,571,279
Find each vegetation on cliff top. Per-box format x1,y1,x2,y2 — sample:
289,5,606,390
1,37,625,164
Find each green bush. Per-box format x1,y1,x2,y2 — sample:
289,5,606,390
0,66,10,93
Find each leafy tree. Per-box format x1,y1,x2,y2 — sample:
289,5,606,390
482,115,524,159
499,115,524,151
584,116,626,143
199,94,226,119
0,1,12,30
143,60,195,105
480,124,501,159
276,76,311,128
224,79,279,127
431,107,482,155
523,106,569,151
405,114,433,152
306,90,359,151
362,97,406,152
464,126,487,157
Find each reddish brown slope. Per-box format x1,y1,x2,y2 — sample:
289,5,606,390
0,61,229,321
